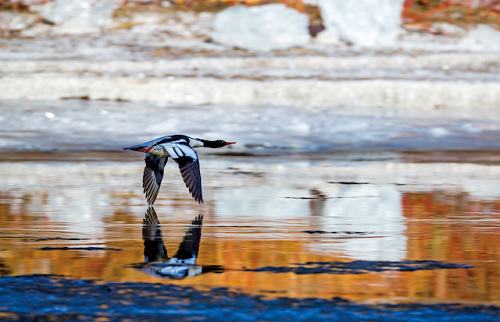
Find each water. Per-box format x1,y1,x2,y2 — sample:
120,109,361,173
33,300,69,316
1,151,500,305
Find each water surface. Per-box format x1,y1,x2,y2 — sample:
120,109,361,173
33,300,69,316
1,151,500,305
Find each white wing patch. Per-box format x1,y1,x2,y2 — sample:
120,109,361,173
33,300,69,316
159,266,189,277
168,256,197,265
165,144,198,160
164,143,203,203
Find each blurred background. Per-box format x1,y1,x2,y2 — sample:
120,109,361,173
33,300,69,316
2,0,500,306
1,0,500,152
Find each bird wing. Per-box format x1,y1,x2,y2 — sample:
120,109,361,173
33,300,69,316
143,155,168,205
165,145,203,203
170,214,203,265
123,135,187,151
142,206,168,262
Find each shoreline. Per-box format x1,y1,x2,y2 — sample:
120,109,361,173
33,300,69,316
0,275,499,321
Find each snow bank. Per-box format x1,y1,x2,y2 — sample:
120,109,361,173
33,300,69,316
1,77,499,110
211,4,310,51
3,95,500,157
317,0,405,46
32,0,118,34
2,54,500,72
0,11,38,33
460,25,500,52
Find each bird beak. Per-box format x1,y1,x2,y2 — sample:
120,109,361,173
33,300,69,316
225,142,236,145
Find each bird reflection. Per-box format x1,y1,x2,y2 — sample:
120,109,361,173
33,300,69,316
132,207,224,279
309,189,327,217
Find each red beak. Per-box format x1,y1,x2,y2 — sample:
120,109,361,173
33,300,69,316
225,142,236,145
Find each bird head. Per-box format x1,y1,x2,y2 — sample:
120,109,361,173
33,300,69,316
201,140,236,148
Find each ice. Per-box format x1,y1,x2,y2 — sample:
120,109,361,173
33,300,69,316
460,25,500,52
211,4,311,51
31,0,118,34
429,127,449,138
0,8,499,155
2,77,499,111
317,0,405,46
2,53,500,70
313,29,341,45
2,99,500,154
430,23,467,38
0,11,38,33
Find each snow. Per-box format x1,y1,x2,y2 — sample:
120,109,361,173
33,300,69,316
1,77,499,111
460,25,500,51
317,0,405,46
31,0,118,34
1,3,500,155
430,23,467,38
2,53,500,70
313,29,341,45
211,4,311,51
2,99,500,154
0,11,39,35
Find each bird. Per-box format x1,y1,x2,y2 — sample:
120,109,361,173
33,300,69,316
132,207,224,279
123,135,235,204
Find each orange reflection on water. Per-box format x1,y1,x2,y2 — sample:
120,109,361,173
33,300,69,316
1,190,500,304
403,191,500,303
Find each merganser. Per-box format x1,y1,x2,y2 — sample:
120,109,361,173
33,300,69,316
123,135,235,204
132,207,224,279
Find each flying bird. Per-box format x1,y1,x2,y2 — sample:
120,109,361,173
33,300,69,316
124,135,235,204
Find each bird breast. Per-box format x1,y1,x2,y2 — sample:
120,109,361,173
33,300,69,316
149,145,170,157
